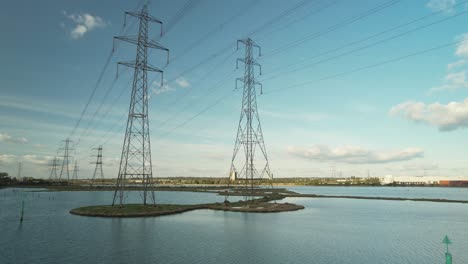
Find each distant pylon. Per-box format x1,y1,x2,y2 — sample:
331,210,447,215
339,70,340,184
49,157,58,180
72,160,79,181
112,3,169,206
59,138,73,181
227,38,272,200
17,162,22,179
91,146,104,186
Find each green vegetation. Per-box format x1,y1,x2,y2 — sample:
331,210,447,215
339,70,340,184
71,200,304,217
71,204,198,217
70,191,305,217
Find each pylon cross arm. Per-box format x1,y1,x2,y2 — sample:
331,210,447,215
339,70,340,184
125,11,163,25
114,36,168,51
237,39,261,54
118,61,163,73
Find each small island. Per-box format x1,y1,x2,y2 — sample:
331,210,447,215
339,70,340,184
70,195,304,217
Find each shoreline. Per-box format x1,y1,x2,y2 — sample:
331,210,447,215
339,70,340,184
285,194,468,204
3,183,468,190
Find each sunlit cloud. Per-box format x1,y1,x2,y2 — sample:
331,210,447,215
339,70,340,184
390,98,468,131
288,145,423,164
63,11,107,39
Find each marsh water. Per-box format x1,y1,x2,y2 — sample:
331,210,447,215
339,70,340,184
0,186,467,264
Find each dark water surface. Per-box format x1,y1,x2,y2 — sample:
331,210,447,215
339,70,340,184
0,187,466,264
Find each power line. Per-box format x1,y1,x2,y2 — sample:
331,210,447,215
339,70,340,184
150,0,324,96
67,1,144,141
261,7,468,81
263,0,401,57
264,39,463,94
71,0,199,152
158,70,237,129
263,0,468,75
243,0,317,38
155,50,237,122
255,0,343,42
157,90,232,141
170,0,261,63
164,0,201,36
68,51,114,138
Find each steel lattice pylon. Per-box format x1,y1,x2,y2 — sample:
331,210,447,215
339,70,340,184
91,146,104,186
59,138,73,182
228,38,272,200
71,160,79,181
112,3,169,207
49,157,58,180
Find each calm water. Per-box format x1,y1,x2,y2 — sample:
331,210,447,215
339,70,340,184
288,186,468,200
0,187,467,264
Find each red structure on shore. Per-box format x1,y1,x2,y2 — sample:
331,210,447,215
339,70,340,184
439,180,468,187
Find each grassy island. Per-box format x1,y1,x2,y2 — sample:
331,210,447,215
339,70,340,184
70,196,304,218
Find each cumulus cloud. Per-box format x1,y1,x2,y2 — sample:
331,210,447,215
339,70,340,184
430,34,468,93
63,11,107,39
447,59,466,70
0,154,16,165
0,133,28,144
288,145,423,164
390,98,468,131
430,71,468,93
426,0,457,13
455,33,468,57
175,77,190,88
151,79,175,96
22,155,55,166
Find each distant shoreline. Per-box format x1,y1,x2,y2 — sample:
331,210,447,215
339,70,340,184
3,185,468,204
2,183,468,189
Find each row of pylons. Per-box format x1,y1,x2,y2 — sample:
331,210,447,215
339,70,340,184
108,3,273,207
49,145,104,186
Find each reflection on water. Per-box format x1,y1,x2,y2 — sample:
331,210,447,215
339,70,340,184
0,187,467,264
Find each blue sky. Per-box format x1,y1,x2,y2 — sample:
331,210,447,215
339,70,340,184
2,0,468,179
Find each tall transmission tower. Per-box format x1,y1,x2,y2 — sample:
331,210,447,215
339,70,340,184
72,160,79,181
49,157,58,180
228,38,272,200
112,3,169,207
59,138,73,181
91,146,104,186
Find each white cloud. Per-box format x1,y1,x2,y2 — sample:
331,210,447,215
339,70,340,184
71,25,88,39
288,145,423,164
34,144,45,149
430,71,468,93
0,154,16,165
429,34,468,93
426,0,457,13
390,98,468,131
455,33,468,57
63,11,107,39
151,79,175,96
447,59,466,70
22,155,55,166
0,133,28,144
175,77,190,88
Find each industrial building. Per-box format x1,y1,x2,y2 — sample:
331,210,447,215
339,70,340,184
380,175,468,186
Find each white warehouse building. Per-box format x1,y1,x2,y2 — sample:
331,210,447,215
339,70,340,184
380,175,468,185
